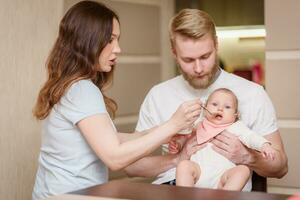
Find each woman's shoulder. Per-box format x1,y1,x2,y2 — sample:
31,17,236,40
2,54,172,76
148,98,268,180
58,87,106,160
68,79,102,96
71,79,99,91
62,79,104,106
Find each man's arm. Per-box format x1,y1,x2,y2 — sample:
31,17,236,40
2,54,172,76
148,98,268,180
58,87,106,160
248,130,288,177
120,130,178,177
125,134,203,177
211,130,288,178
124,153,178,178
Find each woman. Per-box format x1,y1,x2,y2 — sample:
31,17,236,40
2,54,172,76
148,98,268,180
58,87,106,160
32,1,201,199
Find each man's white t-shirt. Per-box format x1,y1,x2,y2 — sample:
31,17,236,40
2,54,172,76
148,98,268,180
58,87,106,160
136,69,278,190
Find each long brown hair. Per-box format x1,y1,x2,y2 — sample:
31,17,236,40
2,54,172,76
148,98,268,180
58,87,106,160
33,1,118,120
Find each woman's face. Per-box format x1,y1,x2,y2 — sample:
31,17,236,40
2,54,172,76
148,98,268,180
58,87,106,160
98,18,121,72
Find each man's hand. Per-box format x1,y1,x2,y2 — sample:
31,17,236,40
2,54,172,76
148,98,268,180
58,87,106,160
261,143,276,160
211,130,252,165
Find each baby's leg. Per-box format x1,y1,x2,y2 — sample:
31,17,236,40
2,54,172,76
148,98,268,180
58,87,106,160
218,165,250,191
176,160,201,187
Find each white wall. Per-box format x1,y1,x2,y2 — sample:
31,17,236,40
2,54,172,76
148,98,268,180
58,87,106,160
0,1,63,199
265,0,300,191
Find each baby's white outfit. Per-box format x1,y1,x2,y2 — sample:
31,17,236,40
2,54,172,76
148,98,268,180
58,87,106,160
191,120,269,190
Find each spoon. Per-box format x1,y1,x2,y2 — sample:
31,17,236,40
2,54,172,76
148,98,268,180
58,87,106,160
200,104,215,116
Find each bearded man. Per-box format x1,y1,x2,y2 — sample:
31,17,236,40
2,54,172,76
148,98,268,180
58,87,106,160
124,9,287,191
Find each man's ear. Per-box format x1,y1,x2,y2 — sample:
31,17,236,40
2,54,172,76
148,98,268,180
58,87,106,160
171,45,177,58
215,36,219,51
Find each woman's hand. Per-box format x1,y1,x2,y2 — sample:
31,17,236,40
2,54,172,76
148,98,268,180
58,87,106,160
170,99,201,132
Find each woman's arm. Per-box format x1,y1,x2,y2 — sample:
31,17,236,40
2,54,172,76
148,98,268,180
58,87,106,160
117,128,156,143
78,99,201,171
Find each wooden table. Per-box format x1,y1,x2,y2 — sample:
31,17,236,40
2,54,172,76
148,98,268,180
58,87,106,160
72,180,291,200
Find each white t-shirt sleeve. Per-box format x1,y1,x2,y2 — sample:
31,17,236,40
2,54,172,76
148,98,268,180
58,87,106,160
250,87,278,136
58,80,108,125
135,90,158,131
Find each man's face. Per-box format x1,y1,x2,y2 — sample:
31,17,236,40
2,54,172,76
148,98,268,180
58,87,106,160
172,34,218,89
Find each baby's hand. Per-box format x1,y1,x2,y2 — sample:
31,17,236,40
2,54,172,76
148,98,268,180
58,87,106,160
168,134,189,154
261,143,276,160
168,140,181,154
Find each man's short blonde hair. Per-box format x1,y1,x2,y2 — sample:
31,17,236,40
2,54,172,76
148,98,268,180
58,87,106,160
169,9,217,47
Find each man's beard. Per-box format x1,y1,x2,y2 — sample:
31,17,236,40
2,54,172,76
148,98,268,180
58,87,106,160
180,59,219,89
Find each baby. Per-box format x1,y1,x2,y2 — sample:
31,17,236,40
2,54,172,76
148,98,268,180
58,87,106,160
171,88,276,191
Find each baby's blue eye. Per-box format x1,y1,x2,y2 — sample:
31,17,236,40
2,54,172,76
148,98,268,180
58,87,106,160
225,105,231,109
212,102,217,106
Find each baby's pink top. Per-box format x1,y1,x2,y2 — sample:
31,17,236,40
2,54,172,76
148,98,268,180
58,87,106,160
196,118,233,145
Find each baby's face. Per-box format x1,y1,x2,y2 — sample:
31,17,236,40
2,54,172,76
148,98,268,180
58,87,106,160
205,90,238,125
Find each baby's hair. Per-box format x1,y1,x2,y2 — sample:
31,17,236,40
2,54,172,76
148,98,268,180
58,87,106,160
207,88,239,113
